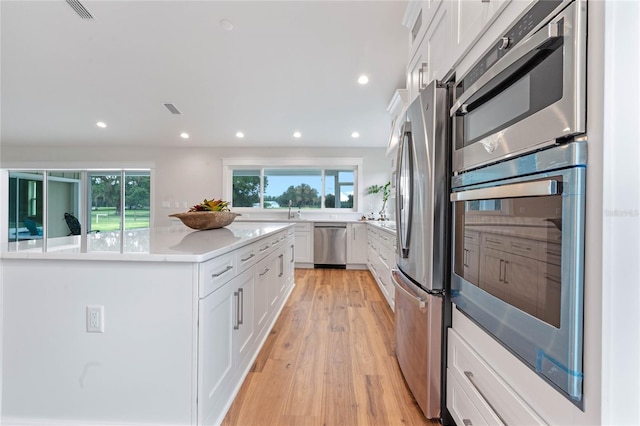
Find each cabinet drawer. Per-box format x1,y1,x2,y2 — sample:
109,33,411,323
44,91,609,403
199,252,237,298
538,241,561,265
448,329,545,426
464,230,480,245
236,243,259,274
294,223,311,232
447,369,503,426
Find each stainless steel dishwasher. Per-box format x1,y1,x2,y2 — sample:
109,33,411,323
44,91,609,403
313,222,347,268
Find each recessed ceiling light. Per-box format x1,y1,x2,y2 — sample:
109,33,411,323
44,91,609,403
96,121,107,128
351,131,360,138
293,131,302,138
180,132,189,139
358,75,369,85
235,131,245,138
220,19,234,31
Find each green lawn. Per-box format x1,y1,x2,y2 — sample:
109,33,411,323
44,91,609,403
90,207,150,232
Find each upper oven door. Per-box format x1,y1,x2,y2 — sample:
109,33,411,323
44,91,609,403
451,1,586,173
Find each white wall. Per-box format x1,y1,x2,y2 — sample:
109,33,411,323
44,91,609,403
0,145,391,227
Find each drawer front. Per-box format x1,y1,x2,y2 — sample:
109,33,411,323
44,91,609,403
294,223,311,232
538,241,561,265
448,329,545,426
199,251,237,298
447,370,502,426
464,230,480,245
236,243,259,274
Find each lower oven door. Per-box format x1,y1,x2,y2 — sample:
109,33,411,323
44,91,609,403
450,151,585,405
392,269,442,419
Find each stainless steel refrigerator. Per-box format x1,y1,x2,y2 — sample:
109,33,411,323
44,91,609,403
392,80,449,420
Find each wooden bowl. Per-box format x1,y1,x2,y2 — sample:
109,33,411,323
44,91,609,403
169,211,240,230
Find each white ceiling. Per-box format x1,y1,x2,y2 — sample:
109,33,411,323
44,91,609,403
1,0,409,149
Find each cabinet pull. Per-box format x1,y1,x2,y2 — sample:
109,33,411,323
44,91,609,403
418,62,428,91
511,242,531,251
212,265,233,278
463,371,507,425
238,288,244,326
259,267,270,277
259,245,270,252
241,253,256,262
487,237,502,245
481,0,490,3
504,261,509,284
463,248,469,267
463,420,473,426
499,259,504,281
233,291,241,330
290,244,295,263
279,254,284,277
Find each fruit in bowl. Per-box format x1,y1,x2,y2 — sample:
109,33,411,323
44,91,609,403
170,198,240,230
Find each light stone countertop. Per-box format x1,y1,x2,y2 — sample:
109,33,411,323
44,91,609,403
2,222,293,263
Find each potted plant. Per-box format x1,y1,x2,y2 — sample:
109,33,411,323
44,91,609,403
367,181,391,220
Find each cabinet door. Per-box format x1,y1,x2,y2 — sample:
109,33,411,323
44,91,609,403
479,247,508,300
347,223,368,264
198,283,234,425
463,242,480,284
254,255,271,334
504,253,538,317
424,1,453,82
267,251,281,310
294,231,312,263
232,269,255,367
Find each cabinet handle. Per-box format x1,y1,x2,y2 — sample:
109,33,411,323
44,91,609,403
481,0,490,3
238,288,244,326
463,371,506,425
463,248,469,267
279,254,284,277
212,265,233,278
511,242,531,251
259,268,270,277
499,259,504,281
241,253,256,262
259,245,270,252
486,237,502,245
233,291,241,330
504,261,509,284
418,62,428,91
290,244,295,263
463,420,473,426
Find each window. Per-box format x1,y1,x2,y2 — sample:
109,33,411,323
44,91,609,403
225,158,362,211
7,169,150,242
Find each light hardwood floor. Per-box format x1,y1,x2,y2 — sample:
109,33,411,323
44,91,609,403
222,268,439,426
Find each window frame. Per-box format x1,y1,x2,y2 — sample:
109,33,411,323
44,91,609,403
222,157,364,212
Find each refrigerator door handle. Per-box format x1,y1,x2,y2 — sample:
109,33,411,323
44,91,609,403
396,125,414,259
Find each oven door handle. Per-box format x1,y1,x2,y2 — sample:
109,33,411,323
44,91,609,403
450,20,561,117
450,179,560,202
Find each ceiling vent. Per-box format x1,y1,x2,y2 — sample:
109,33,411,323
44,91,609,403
66,0,94,19
163,103,183,115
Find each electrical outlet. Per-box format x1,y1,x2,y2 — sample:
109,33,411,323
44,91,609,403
87,305,104,333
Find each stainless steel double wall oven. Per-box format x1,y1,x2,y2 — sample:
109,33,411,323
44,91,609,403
449,0,587,406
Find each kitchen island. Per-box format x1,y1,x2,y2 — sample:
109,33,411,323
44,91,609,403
1,222,295,425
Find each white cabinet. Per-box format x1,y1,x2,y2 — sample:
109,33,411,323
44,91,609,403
452,0,509,62
366,225,397,310
347,222,368,266
197,274,234,426
406,1,454,102
293,222,313,266
447,309,546,426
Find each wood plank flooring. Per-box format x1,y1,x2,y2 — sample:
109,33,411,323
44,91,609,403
222,268,439,426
